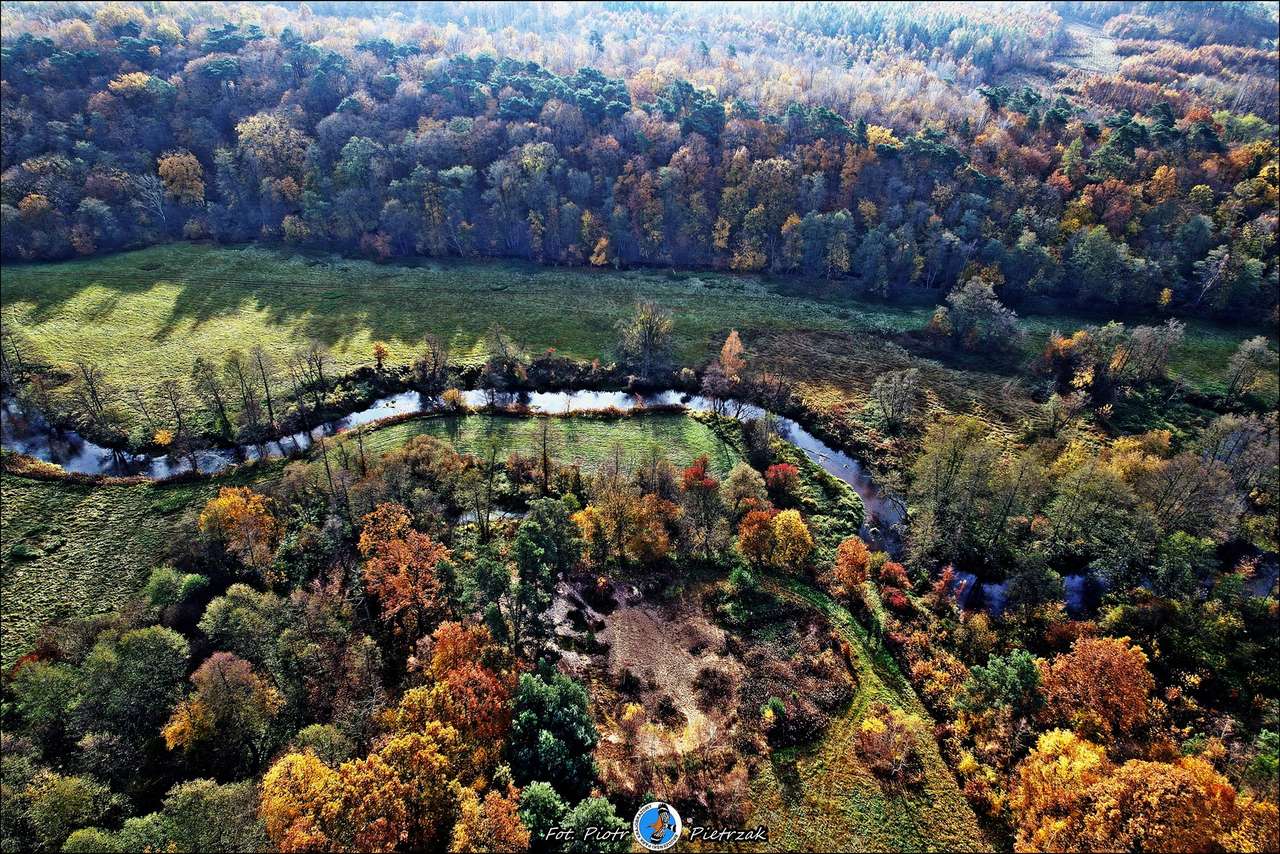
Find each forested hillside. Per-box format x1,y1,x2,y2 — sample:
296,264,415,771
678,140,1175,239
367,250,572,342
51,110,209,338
2,1,1277,319
1,4,1278,854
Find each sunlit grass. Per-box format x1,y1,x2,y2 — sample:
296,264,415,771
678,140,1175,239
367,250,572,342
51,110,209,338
318,411,743,477
748,576,989,851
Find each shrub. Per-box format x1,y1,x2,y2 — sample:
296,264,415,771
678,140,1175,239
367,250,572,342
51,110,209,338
857,702,924,786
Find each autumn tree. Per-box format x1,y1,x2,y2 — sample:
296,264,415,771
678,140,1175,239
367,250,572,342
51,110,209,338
261,699,464,852
450,786,530,853
681,455,724,559
357,503,451,641
1011,729,1111,852
722,462,767,517
736,508,777,567
857,702,924,786
157,150,205,205
772,509,814,571
198,487,280,578
719,329,746,381
832,535,871,594
764,462,800,498
1040,636,1154,743
163,652,284,775
1013,730,1279,853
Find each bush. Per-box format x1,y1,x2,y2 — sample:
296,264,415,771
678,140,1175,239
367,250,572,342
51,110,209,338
857,702,924,786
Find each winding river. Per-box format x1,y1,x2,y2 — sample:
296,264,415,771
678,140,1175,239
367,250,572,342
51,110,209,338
1,387,904,521
7,388,1199,613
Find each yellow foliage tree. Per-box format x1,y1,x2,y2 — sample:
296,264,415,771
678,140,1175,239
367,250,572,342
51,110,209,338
198,487,279,575
771,509,814,570
157,149,205,205
1011,729,1111,851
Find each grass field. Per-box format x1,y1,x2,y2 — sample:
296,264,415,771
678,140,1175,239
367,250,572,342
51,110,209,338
0,472,258,666
748,574,988,851
320,411,743,476
4,244,1267,431
0,243,858,398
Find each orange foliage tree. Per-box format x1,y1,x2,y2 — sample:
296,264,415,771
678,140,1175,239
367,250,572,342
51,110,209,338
833,535,871,594
736,508,777,566
450,786,530,853
260,710,463,852
1012,729,1280,852
1039,636,1154,743
358,503,450,639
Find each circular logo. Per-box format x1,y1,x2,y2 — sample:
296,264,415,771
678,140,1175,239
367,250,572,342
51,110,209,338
633,801,682,851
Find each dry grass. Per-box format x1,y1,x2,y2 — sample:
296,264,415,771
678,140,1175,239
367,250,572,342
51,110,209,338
747,575,988,852
753,329,1041,434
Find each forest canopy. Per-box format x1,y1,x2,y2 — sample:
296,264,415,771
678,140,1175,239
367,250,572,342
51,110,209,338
1,0,1277,319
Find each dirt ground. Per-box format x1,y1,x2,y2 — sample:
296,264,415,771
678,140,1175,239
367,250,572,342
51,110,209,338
553,577,745,756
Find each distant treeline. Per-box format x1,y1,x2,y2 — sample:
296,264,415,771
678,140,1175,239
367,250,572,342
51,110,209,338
1,1,1276,321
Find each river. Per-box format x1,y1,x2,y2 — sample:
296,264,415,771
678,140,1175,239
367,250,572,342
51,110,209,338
1,387,905,531
5,389,1270,609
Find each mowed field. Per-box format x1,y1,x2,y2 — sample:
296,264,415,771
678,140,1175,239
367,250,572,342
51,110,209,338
3,243,1266,430
320,411,743,477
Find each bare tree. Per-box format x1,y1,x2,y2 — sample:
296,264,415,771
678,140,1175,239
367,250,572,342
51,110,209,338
0,320,29,386
224,350,263,433
304,340,331,390
72,362,122,434
157,378,190,438
131,174,167,231
415,332,451,395
250,345,279,431
191,357,232,437
126,385,160,436
534,417,559,495
1226,336,1279,400
157,377,199,469
289,342,332,416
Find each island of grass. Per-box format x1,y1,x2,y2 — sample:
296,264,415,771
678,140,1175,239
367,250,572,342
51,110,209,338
0,408,795,666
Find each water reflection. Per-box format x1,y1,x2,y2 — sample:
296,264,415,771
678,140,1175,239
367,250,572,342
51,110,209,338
1,388,901,534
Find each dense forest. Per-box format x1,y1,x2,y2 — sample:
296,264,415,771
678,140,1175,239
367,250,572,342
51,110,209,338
2,1,1278,319
1,3,1278,854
